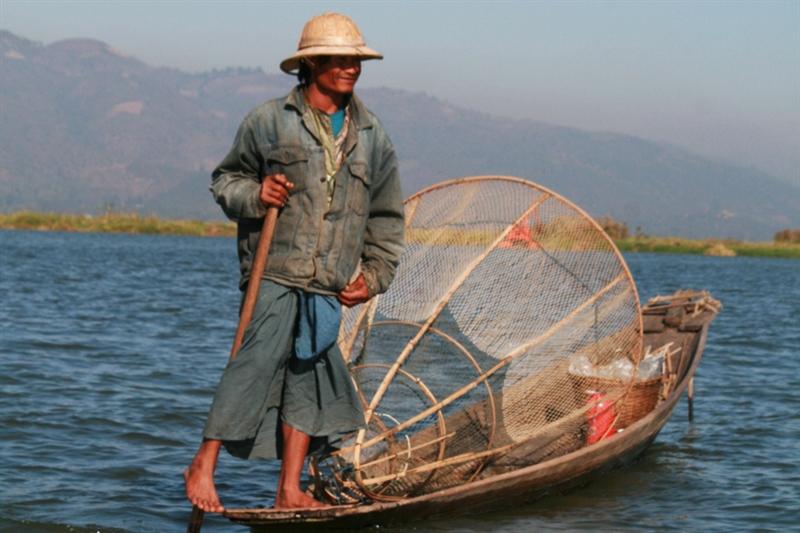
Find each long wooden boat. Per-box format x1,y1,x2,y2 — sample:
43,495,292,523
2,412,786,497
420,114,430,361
224,289,720,530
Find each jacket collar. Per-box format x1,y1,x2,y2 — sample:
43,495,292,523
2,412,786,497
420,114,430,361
285,85,372,130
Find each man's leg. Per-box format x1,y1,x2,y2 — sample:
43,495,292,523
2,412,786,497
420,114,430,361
184,439,224,512
274,423,327,508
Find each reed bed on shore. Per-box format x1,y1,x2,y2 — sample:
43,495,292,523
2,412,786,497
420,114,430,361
615,236,800,259
0,211,235,237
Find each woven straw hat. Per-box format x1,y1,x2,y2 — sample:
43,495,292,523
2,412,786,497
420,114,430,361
280,12,383,74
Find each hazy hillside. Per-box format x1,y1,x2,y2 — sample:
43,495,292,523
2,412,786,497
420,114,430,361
2,30,798,239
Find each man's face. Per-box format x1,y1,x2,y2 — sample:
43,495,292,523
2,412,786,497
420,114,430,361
310,55,361,95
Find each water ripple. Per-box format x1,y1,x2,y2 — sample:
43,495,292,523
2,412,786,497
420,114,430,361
2,233,798,531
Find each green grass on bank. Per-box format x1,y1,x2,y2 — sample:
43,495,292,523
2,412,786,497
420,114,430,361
0,211,235,237
615,236,800,259
1,211,798,259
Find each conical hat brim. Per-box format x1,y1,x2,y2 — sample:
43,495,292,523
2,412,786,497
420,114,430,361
280,45,383,74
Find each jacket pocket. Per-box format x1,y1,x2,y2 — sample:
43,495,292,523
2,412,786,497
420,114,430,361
347,162,370,215
265,146,309,192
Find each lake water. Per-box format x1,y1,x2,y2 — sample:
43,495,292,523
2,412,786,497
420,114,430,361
1,230,798,532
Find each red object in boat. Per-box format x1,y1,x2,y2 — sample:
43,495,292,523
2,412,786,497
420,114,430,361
586,391,617,445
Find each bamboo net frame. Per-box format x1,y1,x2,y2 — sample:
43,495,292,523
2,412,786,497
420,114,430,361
325,176,642,501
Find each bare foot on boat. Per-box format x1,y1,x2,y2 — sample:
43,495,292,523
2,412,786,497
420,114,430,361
184,460,224,513
274,488,328,509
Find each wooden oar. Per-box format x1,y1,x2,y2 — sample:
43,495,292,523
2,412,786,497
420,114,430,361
187,207,279,533
230,207,280,360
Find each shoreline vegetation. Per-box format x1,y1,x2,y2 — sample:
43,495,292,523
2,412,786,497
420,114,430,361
0,211,235,237
614,237,799,259
1,211,799,259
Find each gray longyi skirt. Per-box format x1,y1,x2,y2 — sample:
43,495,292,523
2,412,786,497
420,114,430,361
203,280,364,460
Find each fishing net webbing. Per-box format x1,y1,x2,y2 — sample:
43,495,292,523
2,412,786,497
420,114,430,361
317,176,643,501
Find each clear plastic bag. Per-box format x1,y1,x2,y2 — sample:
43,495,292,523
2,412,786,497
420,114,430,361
637,353,664,380
568,354,633,380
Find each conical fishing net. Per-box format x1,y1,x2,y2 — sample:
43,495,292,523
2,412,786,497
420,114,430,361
318,176,642,501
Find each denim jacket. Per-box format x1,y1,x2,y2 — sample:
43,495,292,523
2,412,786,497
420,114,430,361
210,86,405,297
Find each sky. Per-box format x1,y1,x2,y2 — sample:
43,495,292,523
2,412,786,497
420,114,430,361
2,0,799,185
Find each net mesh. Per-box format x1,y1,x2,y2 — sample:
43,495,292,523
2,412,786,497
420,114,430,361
326,176,642,500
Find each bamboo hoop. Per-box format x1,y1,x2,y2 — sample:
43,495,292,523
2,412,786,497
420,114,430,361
365,320,498,453
349,363,448,501
345,320,498,496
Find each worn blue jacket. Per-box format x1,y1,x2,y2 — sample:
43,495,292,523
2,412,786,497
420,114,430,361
211,86,405,297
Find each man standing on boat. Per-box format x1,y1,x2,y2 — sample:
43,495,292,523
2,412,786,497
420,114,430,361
184,12,404,512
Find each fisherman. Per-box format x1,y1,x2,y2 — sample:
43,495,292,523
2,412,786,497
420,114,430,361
184,12,404,512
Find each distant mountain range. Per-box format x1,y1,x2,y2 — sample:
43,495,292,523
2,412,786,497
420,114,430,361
2,30,798,239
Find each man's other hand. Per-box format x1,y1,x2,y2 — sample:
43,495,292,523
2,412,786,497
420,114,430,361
338,274,370,307
259,173,294,208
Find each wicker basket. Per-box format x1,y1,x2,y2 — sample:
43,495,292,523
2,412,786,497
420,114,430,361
569,374,663,428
